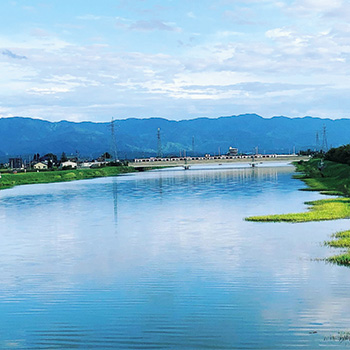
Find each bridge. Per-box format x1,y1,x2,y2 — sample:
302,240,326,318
130,154,309,169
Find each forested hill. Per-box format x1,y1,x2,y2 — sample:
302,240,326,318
1,114,350,159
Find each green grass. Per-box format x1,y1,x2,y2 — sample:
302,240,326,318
324,230,350,266
294,159,350,196
0,166,136,190
325,230,350,248
327,253,350,266
246,197,350,222
246,158,350,266
246,159,350,223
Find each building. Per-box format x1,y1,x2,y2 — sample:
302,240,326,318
33,162,48,170
9,158,23,169
60,160,78,169
227,147,238,156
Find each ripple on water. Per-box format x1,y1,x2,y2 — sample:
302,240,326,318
0,164,350,349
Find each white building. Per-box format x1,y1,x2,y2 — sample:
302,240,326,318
60,160,77,169
227,147,238,156
33,162,48,170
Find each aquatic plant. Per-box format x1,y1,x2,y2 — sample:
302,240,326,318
246,198,350,222
325,331,350,342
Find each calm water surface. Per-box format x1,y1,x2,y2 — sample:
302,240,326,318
1,163,350,349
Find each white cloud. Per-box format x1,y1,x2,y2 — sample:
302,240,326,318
77,14,103,21
0,34,70,52
1,0,350,121
174,71,257,87
266,28,293,39
27,87,71,95
292,0,343,12
187,12,196,19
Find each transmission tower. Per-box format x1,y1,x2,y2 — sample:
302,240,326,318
321,124,328,153
192,136,195,156
157,128,162,158
110,118,118,161
315,131,319,151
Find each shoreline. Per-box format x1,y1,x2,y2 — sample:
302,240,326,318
0,158,298,192
246,159,350,265
0,166,138,191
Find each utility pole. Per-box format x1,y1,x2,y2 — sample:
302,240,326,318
157,128,162,158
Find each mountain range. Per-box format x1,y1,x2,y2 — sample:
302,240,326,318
1,114,349,161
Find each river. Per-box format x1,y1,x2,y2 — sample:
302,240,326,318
0,162,350,349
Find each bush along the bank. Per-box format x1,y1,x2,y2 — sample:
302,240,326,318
325,144,350,165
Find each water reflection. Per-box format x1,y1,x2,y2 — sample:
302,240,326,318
0,163,350,349
112,180,118,226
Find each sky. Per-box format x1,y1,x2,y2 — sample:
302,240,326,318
1,0,350,122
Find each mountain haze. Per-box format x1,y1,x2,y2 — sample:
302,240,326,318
1,114,349,160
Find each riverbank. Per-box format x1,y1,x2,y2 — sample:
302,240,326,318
0,166,137,190
294,158,350,196
246,159,350,265
246,159,350,223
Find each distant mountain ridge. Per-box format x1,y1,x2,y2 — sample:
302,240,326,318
0,114,349,160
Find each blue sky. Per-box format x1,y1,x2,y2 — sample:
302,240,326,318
0,0,350,121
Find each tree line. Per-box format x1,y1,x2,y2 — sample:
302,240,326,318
325,144,350,165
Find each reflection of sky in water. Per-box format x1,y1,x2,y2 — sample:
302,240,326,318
0,163,350,349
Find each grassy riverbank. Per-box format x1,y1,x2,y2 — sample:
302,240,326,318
246,159,350,223
0,166,136,190
294,158,350,196
246,158,350,266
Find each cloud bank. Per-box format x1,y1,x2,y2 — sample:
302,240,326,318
0,0,349,121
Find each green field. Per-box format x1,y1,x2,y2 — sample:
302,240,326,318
0,166,136,190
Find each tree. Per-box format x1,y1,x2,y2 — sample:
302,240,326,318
43,153,58,163
60,152,68,163
325,144,350,165
101,152,111,160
